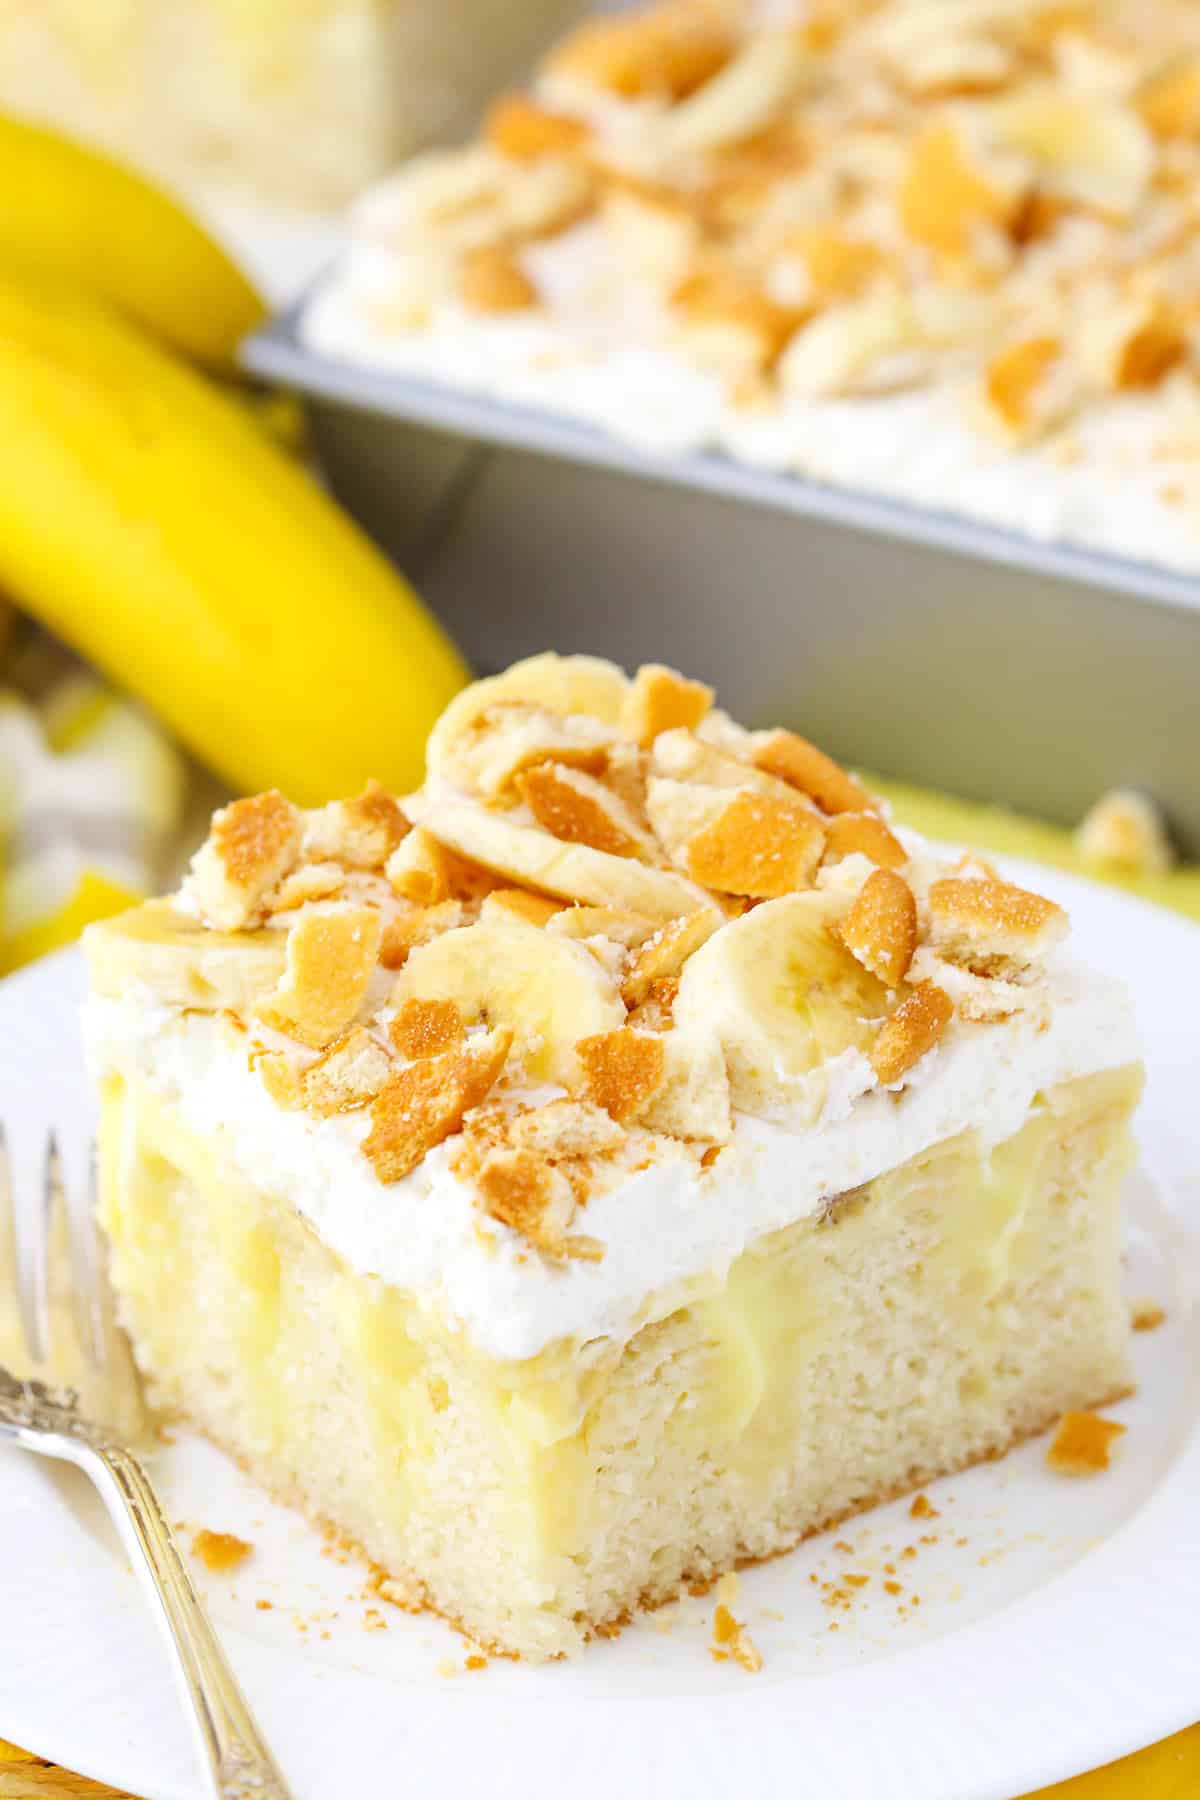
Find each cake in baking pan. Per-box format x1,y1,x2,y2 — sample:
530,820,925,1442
306,0,1200,570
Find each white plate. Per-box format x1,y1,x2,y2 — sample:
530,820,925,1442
1,861,1198,1800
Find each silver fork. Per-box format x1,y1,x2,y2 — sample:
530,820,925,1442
0,1124,294,1800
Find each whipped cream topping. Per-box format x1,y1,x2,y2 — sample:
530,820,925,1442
85,953,1137,1360
304,237,1200,582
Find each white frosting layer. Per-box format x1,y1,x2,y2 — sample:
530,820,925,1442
303,223,1200,583
85,951,1137,1361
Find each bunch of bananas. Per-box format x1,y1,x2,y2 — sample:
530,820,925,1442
0,116,468,806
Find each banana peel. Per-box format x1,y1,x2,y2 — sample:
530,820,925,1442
0,269,470,805
0,113,264,372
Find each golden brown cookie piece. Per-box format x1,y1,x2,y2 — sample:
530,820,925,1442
687,789,825,898
517,761,653,858
483,93,591,160
1046,1411,1127,1475
928,876,1067,974
822,811,907,871
623,663,715,748
459,246,538,314
836,869,918,988
188,790,303,929
256,906,382,1049
870,981,953,1084
362,1031,511,1183
578,1028,667,1122
390,997,467,1061
752,730,875,816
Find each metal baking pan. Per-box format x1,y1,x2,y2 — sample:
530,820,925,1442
245,308,1200,855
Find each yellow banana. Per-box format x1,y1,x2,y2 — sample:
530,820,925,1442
0,270,470,805
0,113,264,372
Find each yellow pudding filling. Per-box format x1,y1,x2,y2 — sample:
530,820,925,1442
98,1063,1140,1659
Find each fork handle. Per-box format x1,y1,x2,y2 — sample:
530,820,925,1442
85,1439,295,1800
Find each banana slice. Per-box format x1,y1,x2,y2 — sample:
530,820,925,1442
987,87,1153,214
406,791,713,921
660,28,813,157
779,289,919,400
674,892,891,1122
357,146,590,254
425,653,630,786
83,900,287,1012
392,918,624,1085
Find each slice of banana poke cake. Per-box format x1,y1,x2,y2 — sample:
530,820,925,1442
83,655,1141,1660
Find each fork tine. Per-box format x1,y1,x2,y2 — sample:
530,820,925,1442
38,1129,97,1375
5,1124,54,1365
37,1130,67,1368
81,1144,117,1371
0,1122,21,1354
57,1131,106,1367
79,1144,149,1441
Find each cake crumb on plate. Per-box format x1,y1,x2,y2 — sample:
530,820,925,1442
710,1603,762,1673
1047,1411,1128,1475
191,1529,253,1573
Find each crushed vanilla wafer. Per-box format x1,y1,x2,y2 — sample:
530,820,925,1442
710,1601,763,1672
363,1032,512,1182
623,663,715,748
170,653,1092,1265
622,910,721,1005
578,1028,667,1123
381,901,467,971
685,789,826,898
822,812,908,872
391,997,467,1061
192,1530,253,1573
511,1098,625,1159
928,877,1067,976
1046,1411,1127,1475
870,981,954,1084
518,761,655,858
472,1146,580,1255
753,732,875,816
187,791,302,930
305,781,409,870
304,1027,392,1115
837,869,918,988
256,907,382,1050
268,861,347,914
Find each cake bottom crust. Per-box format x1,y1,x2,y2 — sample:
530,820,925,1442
183,1379,1133,1661
99,1062,1142,1660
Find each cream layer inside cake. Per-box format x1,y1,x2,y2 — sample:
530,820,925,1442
85,944,1136,1358
95,1061,1139,1659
